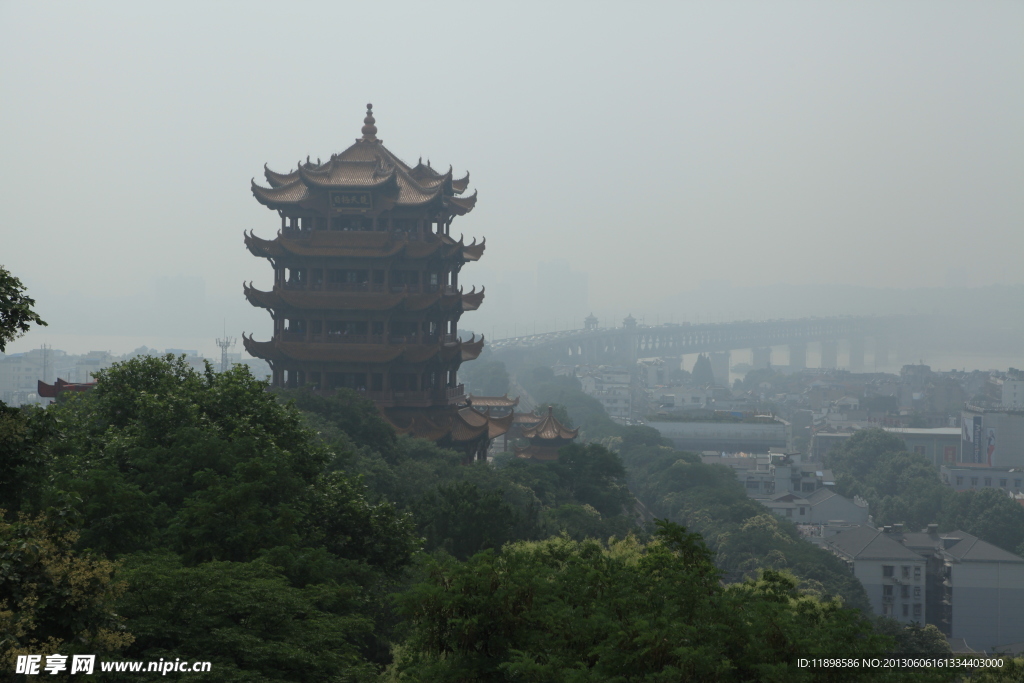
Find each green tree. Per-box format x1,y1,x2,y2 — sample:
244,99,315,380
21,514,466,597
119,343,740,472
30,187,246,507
410,481,537,560
0,512,133,669
0,403,53,514
693,353,715,386
553,443,633,516
0,265,47,352
46,356,415,571
115,553,376,683
871,617,951,658
388,521,899,682
34,355,418,674
939,488,1024,554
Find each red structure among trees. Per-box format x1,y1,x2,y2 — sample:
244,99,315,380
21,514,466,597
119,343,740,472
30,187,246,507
245,105,505,458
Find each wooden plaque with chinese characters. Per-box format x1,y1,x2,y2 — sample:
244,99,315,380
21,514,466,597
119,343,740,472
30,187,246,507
330,191,373,212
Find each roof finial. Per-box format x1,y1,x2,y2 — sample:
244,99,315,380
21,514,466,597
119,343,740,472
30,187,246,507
360,103,378,141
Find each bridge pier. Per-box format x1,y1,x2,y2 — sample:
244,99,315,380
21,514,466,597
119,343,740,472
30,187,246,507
820,340,838,369
874,335,888,368
848,337,865,371
710,351,730,387
752,347,772,370
789,342,806,370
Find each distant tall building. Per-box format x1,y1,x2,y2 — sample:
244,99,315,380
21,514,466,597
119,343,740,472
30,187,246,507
243,105,507,459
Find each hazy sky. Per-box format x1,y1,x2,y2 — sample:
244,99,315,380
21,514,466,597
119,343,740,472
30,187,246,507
2,1,1022,356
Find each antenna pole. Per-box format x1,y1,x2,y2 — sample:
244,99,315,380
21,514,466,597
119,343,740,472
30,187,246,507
215,333,236,373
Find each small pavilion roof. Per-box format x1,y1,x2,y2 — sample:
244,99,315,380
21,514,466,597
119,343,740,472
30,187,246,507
521,406,579,441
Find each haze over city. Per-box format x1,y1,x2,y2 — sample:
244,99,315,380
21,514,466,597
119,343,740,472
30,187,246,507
1,1,1021,364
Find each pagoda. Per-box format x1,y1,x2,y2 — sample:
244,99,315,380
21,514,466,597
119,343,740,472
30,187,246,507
514,406,579,461
244,105,500,455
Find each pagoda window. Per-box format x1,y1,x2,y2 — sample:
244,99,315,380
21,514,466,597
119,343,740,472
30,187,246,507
308,371,322,388
327,321,368,337
377,215,390,231
372,321,384,336
286,268,306,286
311,320,323,335
393,218,413,233
327,269,370,290
316,217,327,230
390,270,420,291
372,270,385,287
311,269,324,288
391,373,418,391
390,321,419,342
371,373,383,391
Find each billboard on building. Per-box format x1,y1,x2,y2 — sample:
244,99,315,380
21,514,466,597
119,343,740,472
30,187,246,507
987,427,996,466
963,415,984,464
974,417,983,463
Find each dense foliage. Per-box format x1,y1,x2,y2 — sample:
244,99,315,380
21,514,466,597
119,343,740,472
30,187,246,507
387,521,944,682
3,356,419,680
0,347,988,680
827,429,1024,554
0,265,47,352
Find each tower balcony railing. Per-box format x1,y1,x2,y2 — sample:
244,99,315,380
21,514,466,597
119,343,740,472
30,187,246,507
277,332,454,346
324,282,385,293
280,282,386,293
279,333,387,344
322,334,383,344
447,384,466,401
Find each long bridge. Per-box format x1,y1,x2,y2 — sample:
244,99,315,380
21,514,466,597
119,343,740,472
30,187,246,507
488,315,913,370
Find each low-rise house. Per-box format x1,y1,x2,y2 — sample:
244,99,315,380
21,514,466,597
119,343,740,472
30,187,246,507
828,524,1024,651
826,526,929,624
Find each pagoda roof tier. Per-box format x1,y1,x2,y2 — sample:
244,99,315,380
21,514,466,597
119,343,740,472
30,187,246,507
254,114,474,212
264,148,469,195
381,404,513,442
244,283,484,313
38,378,96,397
243,333,484,365
521,406,579,441
244,230,484,262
